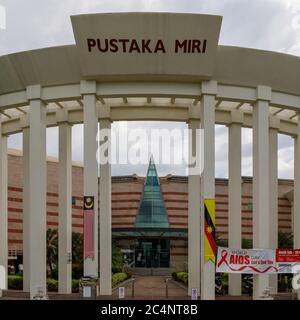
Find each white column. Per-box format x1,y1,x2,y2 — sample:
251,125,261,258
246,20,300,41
252,86,271,299
58,110,72,294
188,118,201,297
99,118,112,295
0,119,8,293
21,116,30,292
27,85,47,299
269,116,279,295
200,81,217,300
294,120,300,249
82,80,98,277
228,111,243,296
294,118,300,299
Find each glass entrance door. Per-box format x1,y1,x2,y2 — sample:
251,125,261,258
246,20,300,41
135,239,170,268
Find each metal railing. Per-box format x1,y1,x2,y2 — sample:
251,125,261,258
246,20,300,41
165,277,171,298
131,278,135,298
112,277,136,299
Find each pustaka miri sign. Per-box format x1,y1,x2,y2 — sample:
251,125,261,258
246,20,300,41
86,38,208,54
71,13,222,80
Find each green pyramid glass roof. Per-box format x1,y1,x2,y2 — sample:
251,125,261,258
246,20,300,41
135,157,170,228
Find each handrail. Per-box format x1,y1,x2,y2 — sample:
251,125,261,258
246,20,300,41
165,277,171,298
112,277,136,298
131,278,135,298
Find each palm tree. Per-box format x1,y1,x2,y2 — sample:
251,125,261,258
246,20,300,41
46,229,58,275
72,232,83,264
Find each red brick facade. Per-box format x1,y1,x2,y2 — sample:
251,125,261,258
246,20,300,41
6,149,293,271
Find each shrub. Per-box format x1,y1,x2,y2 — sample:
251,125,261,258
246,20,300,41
72,279,80,293
47,278,58,292
8,275,23,290
8,275,85,294
112,242,125,273
112,272,128,287
51,267,58,280
173,272,188,286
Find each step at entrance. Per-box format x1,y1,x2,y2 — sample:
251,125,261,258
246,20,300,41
130,267,175,276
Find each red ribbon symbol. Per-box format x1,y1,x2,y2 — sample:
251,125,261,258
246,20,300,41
217,249,278,273
217,250,229,268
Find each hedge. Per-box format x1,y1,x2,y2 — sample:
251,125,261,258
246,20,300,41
112,272,131,287
8,275,23,290
8,276,80,293
8,274,130,292
172,272,188,286
47,278,58,292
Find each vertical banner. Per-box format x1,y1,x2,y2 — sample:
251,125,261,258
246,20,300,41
83,196,94,259
204,199,216,263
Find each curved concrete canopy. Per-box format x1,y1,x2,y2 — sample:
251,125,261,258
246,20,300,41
1,45,300,96
0,12,300,137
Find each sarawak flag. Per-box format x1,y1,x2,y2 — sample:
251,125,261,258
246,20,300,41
204,199,216,264
83,196,94,259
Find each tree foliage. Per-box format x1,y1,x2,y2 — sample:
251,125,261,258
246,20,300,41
46,229,58,275
112,241,124,273
278,231,293,249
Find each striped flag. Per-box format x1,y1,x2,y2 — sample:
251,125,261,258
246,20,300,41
83,196,94,259
204,199,216,263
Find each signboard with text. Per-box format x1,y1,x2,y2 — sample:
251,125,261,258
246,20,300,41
217,247,278,274
71,13,222,80
217,247,300,274
276,249,300,273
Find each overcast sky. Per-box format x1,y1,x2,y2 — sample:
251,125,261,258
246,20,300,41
0,0,298,178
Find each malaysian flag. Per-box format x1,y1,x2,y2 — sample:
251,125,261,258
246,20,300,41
83,196,94,259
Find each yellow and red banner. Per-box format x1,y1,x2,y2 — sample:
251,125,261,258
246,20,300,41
204,199,216,263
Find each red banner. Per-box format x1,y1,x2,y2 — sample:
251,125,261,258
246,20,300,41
83,196,94,259
276,249,300,263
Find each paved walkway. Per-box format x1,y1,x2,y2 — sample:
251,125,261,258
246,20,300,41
0,276,188,300
0,276,296,300
110,276,188,300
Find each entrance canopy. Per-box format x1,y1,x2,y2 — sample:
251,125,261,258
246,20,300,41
112,227,187,239
0,13,300,136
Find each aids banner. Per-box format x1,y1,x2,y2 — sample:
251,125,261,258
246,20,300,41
216,247,300,274
217,247,278,274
